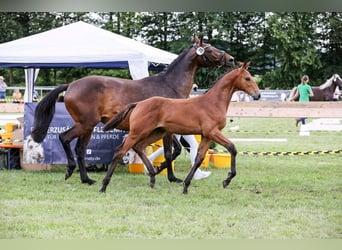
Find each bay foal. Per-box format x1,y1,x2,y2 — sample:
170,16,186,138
101,62,260,194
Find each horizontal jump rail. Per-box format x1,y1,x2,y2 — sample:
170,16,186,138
1,102,342,118
227,101,342,118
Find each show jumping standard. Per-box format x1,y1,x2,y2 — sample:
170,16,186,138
101,62,261,194
289,74,342,101
30,36,234,185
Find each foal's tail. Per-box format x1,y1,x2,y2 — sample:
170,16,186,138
31,84,69,143
103,103,137,131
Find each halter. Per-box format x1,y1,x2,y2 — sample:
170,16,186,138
193,43,226,68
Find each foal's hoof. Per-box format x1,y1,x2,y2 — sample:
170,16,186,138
82,179,97,185
99,187,106,193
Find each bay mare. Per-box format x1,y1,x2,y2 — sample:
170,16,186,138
101,62,261,194
289,74,342,101
31,36,234,185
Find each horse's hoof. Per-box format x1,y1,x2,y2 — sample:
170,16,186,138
99,188,106,193
222,180,230,189
169,177,183,183
82,179,97,185
65,171,73,180
149,183,155,188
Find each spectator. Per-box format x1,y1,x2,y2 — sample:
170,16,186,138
0,76,7,103
289,75,314,126
33,89,39,102
12,88,22,103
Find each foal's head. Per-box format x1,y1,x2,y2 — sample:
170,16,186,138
193,35,234,68
234,62,261,100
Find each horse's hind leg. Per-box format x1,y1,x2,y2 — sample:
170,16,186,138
100,145,126,193
182,137,211,194
59,128,77,180
75,132,96,185
133,145,156,188
59,124,96,185
100,135,139,193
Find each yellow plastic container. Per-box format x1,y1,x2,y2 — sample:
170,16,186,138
5,123,17,133
212,153,231,168
1,132,13,145
1,132,13,140
200,153,211,168
128,163,145,173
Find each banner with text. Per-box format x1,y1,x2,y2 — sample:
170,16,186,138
24,102,127,164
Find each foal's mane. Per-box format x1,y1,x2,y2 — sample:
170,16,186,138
204,66,239,93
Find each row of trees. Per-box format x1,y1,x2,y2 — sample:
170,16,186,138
0,12,341,89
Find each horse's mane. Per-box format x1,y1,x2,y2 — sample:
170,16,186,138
319,75,335,89
154,45,193,77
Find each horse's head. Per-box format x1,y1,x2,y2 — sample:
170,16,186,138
333,74,342,90
193,35,234,68
235,62,261,100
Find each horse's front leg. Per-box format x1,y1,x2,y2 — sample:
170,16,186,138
210,131,237,188
222,144,237,188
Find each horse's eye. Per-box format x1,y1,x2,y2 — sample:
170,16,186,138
245,77,251,81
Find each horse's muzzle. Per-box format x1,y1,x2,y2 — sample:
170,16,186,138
225,57,235,67
252,92,261,100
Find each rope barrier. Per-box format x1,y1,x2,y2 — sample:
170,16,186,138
228,129,341,133
238,150,342,156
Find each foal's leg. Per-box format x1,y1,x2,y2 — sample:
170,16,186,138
210,130,237,188
99,143,127,193
183,137,211,194
133,145,156,188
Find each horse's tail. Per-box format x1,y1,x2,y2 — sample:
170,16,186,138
31,84,69,143
103,103,137,131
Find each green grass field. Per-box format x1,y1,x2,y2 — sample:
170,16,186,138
0,118,341,239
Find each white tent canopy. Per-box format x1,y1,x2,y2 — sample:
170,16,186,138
0,21,177,101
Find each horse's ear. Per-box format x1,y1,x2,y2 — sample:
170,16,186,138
243,61,250,70
199,36,203,47
194,35,200,45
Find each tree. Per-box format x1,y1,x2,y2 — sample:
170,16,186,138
316,12,342,79
262,13,322,88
